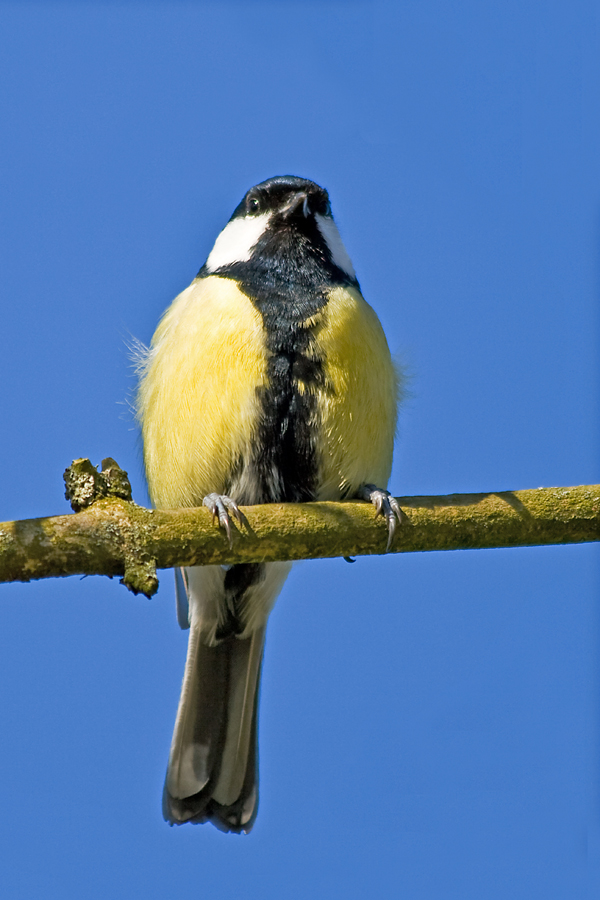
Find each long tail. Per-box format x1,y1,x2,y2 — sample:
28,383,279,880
163,620,266,833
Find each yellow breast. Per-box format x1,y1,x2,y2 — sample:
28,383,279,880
137,276,268,509
138,278,398,510
314,286,399,500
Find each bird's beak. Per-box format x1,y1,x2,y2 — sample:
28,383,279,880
281,191,310,219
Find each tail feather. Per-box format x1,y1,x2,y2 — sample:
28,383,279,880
212,627,265,807
165,625,230,801
163,623,266,833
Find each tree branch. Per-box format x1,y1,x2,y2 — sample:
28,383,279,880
0,460,598,597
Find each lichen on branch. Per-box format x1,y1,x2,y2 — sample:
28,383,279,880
0,458,598,599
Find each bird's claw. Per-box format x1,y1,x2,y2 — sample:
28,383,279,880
202,494,247,548
357,484,403,552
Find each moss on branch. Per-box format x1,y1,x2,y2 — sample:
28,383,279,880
0,459,597,598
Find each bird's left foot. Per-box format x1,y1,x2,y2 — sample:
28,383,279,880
357,484,402,552
203,494,247,547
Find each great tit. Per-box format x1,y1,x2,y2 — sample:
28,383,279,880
137,175,400,833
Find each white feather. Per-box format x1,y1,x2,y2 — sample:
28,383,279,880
315,214,356,279
185,561,292,645
205,213,272,272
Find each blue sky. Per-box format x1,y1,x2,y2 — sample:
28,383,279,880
0,2,598,897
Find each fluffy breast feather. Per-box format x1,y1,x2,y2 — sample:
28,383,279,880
138,278,398,511
314,286,399,500
137,276,268,509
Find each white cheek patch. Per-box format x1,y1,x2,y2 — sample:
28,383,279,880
315,214,356,279
205,213,272,272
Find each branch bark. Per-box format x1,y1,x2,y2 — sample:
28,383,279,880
0,460,598,598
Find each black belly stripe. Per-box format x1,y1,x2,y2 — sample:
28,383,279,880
233,286,327,504
203,223,357,505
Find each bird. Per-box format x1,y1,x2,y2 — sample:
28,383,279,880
136,175,400,833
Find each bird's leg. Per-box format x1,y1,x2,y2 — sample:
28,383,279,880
356,484,403,552
203,494,247,548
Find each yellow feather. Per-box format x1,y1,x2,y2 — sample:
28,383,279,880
137,276,267,509
315,285,398,499
138,278,398,511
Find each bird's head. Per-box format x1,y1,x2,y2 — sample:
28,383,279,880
202,175,356,284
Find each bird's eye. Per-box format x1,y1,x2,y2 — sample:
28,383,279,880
247,196,261,214
314,195,331,216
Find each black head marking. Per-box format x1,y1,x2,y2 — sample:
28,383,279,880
229,176,332,221
198,175,356,289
